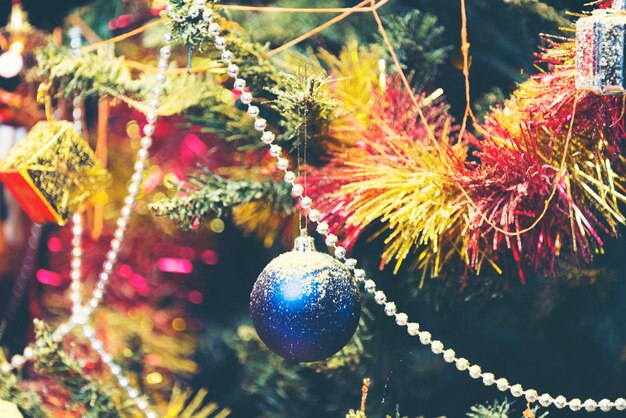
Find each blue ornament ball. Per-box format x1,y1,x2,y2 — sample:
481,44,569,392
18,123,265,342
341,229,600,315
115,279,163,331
250,235,361,362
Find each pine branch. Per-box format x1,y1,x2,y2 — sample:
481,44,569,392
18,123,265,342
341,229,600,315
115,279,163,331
34,44,219,115
32,320,132,418
267,73,337,156
149,171,293,231
501,0,570,27
0,362,47,418
379,10,451,85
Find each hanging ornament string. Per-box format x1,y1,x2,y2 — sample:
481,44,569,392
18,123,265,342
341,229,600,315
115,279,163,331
190,2,626,413
0,20,173,418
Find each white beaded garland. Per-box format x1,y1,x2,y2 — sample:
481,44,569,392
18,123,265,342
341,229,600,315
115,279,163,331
185,4,626,414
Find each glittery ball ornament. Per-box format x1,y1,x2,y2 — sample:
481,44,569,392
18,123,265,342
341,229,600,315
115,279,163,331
576,0,626,94
250,232,361,362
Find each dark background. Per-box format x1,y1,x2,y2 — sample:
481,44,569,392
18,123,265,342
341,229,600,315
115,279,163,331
4,1,626,418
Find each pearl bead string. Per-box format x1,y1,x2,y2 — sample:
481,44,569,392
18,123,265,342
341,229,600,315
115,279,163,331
194,3,626,413
0,25,168,418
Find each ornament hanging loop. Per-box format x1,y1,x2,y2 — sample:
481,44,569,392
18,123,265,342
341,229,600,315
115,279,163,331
294,229,315,252
37,82,54,122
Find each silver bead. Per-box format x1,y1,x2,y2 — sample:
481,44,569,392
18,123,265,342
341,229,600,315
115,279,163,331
138,148,149,160
431,340,444,354
99,272,110,282
149,98,160,110
227,64,239,78
233,78,246,91
345,258,357,270
10,355,25,368
254,118,267,131
146,112,158,124
261,131,275,144
128,183,140,196
324,233,337,246
215,37,226,50
240,92,253,105
599,399,612,412
468,365,481,379
395,313,408,326
143,124,155,136
202,8,213,21
284,171,296,183
569,398,582,411
137,399,148,411
455,358,469,371
0,363,12,374
157,58,169,71
496,378,509,392
383,302,396,316
364,280,376,293
419,331,431,345
221,50,233,63
114,229,125,240
354,269,365,281
616,398,626,411
554,395,567,409
374,290,386,304
159,46,171,59
127,388,139,399
407,322,419,336
131,172,143,184
300,196,312,209
583,399,597,412
208,22,220,37
103,260,114,272
509,384,523,398
141,136,153,148
269,144,281,157
539,393,553,407
121,206,133,218
525,389,538,403
164,32,173,43
443,349,455,363
291,184,304,197
110,364,122,375
118,376,130,387
276,158,288,170
23,347,34,360
247,105,260,118
334,246,346,259
189,7,200,18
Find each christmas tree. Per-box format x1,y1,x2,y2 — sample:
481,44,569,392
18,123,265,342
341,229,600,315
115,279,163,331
1,0,625,417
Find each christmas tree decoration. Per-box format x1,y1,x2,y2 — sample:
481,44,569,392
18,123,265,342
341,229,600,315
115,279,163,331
250,231,360,362
0,400,24,418
575,0,626,94
0,121,109,225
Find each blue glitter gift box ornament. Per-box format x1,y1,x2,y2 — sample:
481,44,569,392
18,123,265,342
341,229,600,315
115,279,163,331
250,230,361,362
576,0,626,95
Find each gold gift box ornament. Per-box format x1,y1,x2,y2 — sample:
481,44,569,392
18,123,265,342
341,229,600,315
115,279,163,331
0,121,109,225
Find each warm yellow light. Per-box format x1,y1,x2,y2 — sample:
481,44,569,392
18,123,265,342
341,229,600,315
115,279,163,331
146,372,163,385
9,40,24,54
172,318,187,331
209,218,225,233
